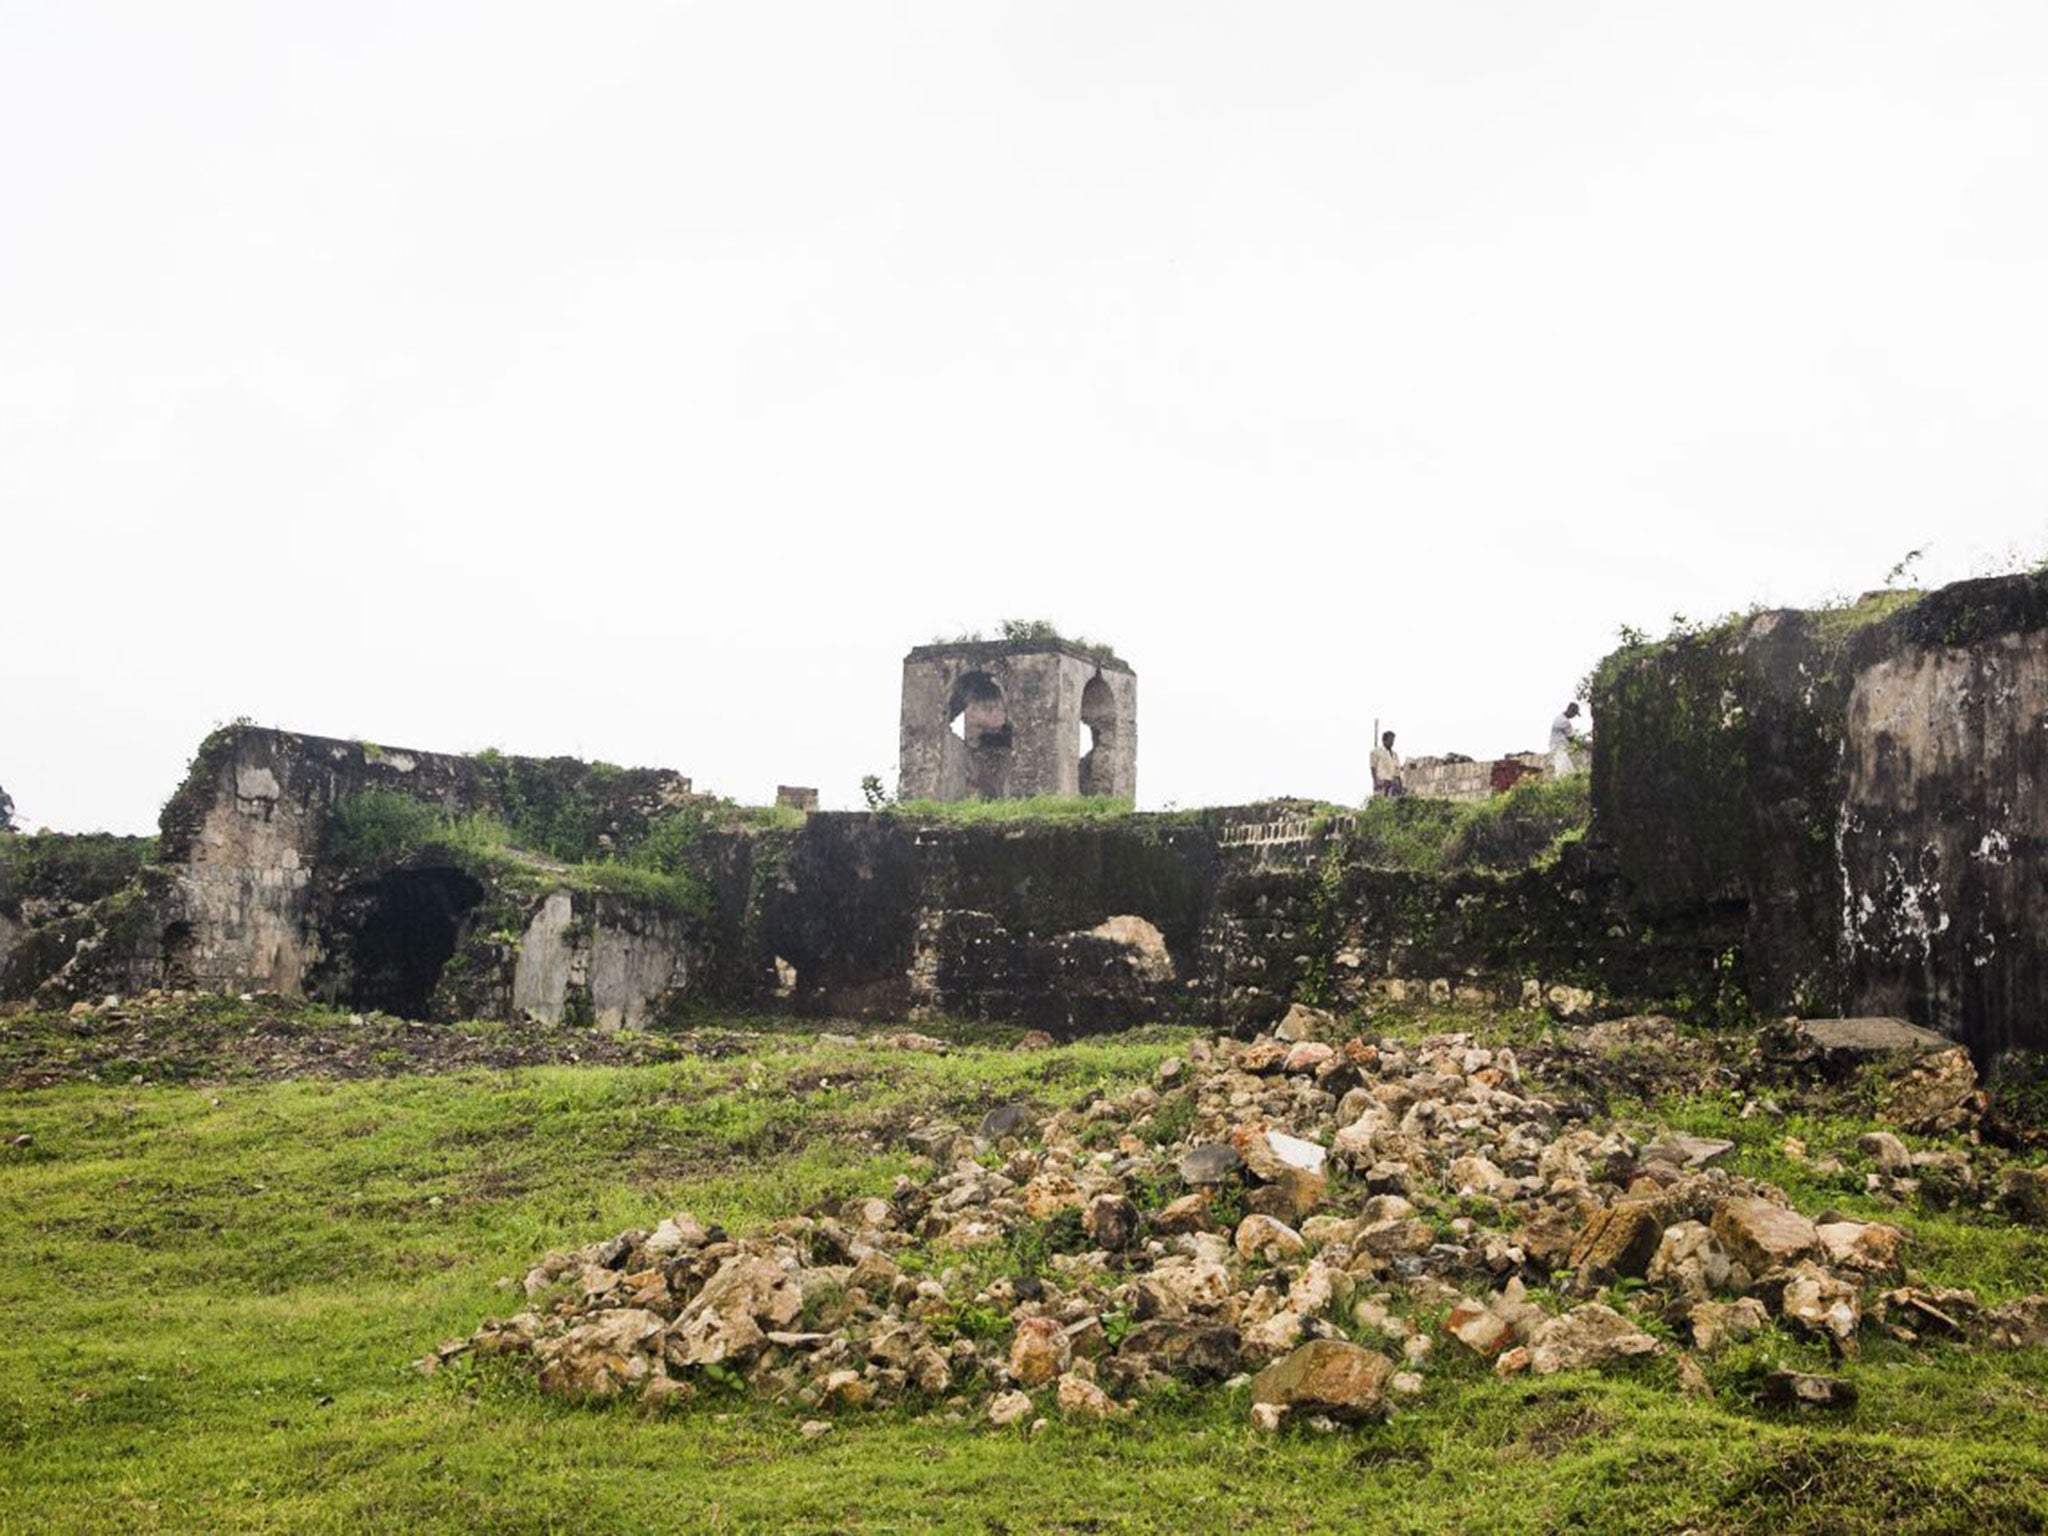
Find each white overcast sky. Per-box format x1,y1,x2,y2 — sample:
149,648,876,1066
4,2,2046,832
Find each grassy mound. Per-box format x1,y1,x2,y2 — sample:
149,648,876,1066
0,1003,2043,1532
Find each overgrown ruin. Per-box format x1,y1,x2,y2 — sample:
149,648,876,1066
898,637,1138,803
4,571,2047,1068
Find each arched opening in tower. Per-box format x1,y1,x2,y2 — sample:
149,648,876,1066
947,671,1013,799
1079,674,1116,797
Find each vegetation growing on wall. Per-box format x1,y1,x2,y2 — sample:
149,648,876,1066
0,832,158,908
324,790,714,919
1348,776,1589,875
930,618,1126,666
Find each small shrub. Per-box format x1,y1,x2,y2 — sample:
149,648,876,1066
326,790,444,865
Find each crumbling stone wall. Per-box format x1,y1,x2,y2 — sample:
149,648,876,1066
7,573,2044,1054
1397,753,1548,802
898,641,1137,802
1838,578,2048,1063
722,808,1639,1035
1591,572,2048,1060
3,726,708,1024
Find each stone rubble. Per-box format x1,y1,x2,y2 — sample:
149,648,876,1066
435,1014,2048,1429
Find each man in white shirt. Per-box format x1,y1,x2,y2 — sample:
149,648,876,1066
1370,731,1405,799
1549,703,1584,777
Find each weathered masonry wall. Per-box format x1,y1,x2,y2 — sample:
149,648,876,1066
1591,572,2048,1062
1397,753,1549,802
1838,581,2048,1063
729,808,1662,1035
898,641,1137,802
1,727,709,1029
6,572,2046,1058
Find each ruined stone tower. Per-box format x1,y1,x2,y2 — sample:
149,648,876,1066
898,639,1137,802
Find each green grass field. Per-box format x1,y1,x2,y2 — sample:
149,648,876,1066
2,1012,2045,1533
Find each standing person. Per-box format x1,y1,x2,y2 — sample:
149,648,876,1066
1370,730,1405,799
1548,702,1584,777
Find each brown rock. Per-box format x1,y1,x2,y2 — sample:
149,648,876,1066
535,1309,667,1399
1443,1300,1511,1356
1675,1353,1713,1399
1008,1316,1071,1387
1775,1260,1861,1348
1879,1046,1979,1132
1710,1197,1819,1275
1688,1297,1768,1353
1250,1340,1396,1422
1235,1213,1308,1263
988,1388,1033,1426
1083,1194,1140,1250
1527,1304,1660,1375
666,1256,802,1368
1056,1371,1117,1419
1566,1203,1663,1291
1111,1321,1242,1385
1153,1193,1215,1234
1275,1003,1337,1042
1984,1295,2048,1349
1282,1041,1336,1074
1816,1220,1905,1275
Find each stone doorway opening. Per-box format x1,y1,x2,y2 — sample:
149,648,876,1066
344,867,484,1018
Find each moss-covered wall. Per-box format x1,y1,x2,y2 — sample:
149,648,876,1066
1838,574,2048,1062
1590,571,2048,1059
1590,608,1857,1015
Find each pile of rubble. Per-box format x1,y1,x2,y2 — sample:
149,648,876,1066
429,1008,2048,1433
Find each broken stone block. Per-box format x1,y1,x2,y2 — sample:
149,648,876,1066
1675,1353,1713,1399
1856,1130,1913,1175
988,1389,1033,1427
1774,1260,1861,1348
1133,1256,1232,1318
535,1309,667,1399
1275,1003,1337,1042
1526,1304,1660,1375
1083,1193,1140,1251
1235,1213,1308,1263
1710,1197,1819,1275
1642,1133,1734,1171
977,1103,1038,1141
1250,1340,1395,1422
1446,1153,1508,1196
1567,1203,1663,1292
1178,1142,1242,1185
1056,1371,1117,1419
1815,1220,1905,1275
1984,1295,2048,1349
1110,1321,1242,1385
1648,1221,1742,1299
1007,1316,1071,1387
1443,1299,1512,1356
1687,1297,1768,1353
1793,1016,1952,1059
1879,1047,1979,1132
1282,1041,1336,1075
